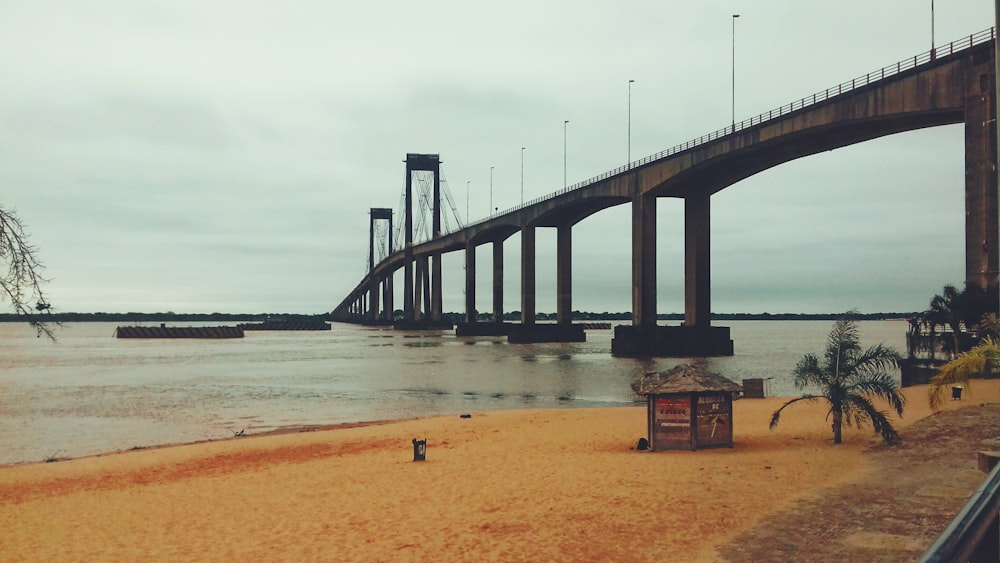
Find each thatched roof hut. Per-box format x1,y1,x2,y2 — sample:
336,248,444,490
632,362,742,451
631,362,743,396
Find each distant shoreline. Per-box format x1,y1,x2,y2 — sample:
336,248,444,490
0,311,918,323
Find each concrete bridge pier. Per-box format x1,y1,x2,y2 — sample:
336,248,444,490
556,225,572,325
457,239,516,336
431,252,443,323
422,255,432,321
492,241,504,323
520,226,536,326
383,274,393,323
367,277,380,324
681,194,733,355
413,255,427,322
613,193,732,356
510,224,584,343
964,59,999,289
464,241,476,323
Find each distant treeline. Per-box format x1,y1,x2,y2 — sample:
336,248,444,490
0,312,329,323
0,311,917,323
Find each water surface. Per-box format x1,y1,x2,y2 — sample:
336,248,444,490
0,319,907,464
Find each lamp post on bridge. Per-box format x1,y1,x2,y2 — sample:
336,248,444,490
732,14,740,134
490,166,494,215
563,120,569,189
931,0,936,59
521,146,525,204
628,79,635,167
995,0,1000,325
466,180,470,224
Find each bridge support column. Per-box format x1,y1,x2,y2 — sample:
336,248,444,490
685,194,711,328
402,202,414,325
465,242,476,323
413,256,425,322
368,278,379,324
557,225,572,325
493,241,504,323
421,255,431,321
382,275,393,323
613,192,657,355
521,226,536,326
965,63,999,290
431,253,442,322
633,193,657,328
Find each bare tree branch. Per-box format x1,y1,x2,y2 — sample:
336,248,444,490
0,205,56,340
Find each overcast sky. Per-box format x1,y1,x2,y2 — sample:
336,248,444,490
1,0,995,315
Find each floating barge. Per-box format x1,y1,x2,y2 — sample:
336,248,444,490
115,324,244,339
238,320,331,331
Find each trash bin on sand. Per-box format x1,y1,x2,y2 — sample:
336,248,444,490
412,438,427,461
952,386,964,400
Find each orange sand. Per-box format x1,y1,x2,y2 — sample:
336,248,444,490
2,380,998,562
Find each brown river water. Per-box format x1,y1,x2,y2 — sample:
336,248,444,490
0,319,907,465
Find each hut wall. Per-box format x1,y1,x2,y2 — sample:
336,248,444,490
693,392,733,449
651,395,693,451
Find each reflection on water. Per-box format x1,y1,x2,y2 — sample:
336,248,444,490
0,319,907,465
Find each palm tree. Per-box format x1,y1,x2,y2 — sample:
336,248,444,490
927,338,1000,410
770,314,906,444
926,282,998,357
929,284,963,357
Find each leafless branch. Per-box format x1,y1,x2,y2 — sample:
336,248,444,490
0,205,56,340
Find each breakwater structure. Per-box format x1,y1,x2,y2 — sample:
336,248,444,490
115,324,245,339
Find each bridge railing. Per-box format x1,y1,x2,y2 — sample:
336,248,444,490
473,27,995,226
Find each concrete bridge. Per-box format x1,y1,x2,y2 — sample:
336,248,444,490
332,29,998,357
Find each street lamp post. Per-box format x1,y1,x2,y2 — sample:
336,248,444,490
931,0,936,59
466,180,470,223
563,120,569,189
628,79,635,167
521,146,525,204
995,0,1000,323
732,13,740,133
489,166,494,215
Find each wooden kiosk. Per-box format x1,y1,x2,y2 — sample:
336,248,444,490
631,362,742,451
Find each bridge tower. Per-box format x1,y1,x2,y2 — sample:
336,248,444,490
399,153,450,329
367,208,393,324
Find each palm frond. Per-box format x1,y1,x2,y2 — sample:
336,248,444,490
845,395,901,444
850,372,906,416
769,395,818,429
824,313,861,373
850,344,901,379
928,338,1000,409
792,354,828,389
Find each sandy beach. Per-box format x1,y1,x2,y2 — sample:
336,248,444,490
2,380,999,562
